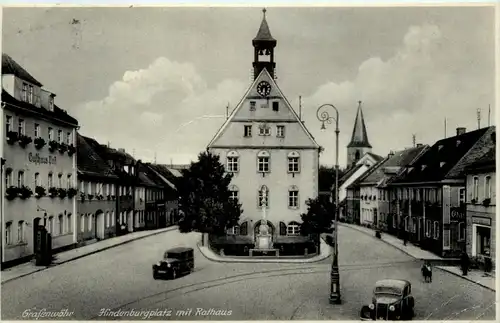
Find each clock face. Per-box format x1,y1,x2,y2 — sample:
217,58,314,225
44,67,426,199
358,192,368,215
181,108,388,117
257,81,272,97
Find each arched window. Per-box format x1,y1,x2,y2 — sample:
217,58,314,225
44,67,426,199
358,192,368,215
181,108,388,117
288,185,299,208
287,151,300,173
240,221,248,235
226,151,239,173
34,172,40,187
258,185,269,208
48,216,54,234
5,168,12,187
257,151,270,173
17,170,24,187
355,150,361,161
287,221,301,236
58,214,64,235
473,176,479,200
48,172,53,188
279,221,287,235
17,220,25,242
67,213,72,233
229,185,239,201
5,221,12,245
80,214,85,232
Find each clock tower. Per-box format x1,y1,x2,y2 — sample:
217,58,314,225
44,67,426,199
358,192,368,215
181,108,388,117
252,8,277,80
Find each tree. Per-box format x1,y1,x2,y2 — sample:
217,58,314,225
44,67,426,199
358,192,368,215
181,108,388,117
300,196,335,236
177,151,243,239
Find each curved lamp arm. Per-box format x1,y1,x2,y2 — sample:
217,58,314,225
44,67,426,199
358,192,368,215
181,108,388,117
316,104,339,131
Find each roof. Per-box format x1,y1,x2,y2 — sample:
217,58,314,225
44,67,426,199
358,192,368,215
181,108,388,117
390,127,489,184
347,101,371,148
2,53,43,86
145,164,177,191
338,163,364,189
359,146,429,186
367,152,384,162
465,145,496,173
77,133,118,180
375,279,410,290
252,9,276,43
2,90,78,126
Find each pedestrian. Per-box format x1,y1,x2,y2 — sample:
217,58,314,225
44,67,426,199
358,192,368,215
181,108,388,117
460,251,470,276
403,230,408,246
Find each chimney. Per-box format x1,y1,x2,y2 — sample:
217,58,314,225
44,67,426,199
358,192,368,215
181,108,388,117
118,148,126,153
416,143,423,147
456,127,466,136
388,151,395,157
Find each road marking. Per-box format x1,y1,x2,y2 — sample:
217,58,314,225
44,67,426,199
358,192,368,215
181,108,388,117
475,302,496,320
424,294,460,320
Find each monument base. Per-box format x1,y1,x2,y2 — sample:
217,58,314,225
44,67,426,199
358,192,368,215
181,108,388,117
249,249,280,257
256,235,273,249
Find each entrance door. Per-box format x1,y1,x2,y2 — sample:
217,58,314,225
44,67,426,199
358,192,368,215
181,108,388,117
33,217,41,254
96,212,105,239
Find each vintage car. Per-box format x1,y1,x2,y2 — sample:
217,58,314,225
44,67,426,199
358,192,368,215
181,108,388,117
360,279,415,320
152,247,194,280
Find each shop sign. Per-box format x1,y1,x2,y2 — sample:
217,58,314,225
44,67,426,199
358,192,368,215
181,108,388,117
28,153,57,165
472,216,491,226
450,207,465,221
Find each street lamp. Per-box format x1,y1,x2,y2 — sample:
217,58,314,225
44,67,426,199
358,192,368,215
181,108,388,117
316,103,341,304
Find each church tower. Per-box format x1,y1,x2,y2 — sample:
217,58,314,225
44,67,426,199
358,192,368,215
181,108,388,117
252,8,277,80
347,101,372,165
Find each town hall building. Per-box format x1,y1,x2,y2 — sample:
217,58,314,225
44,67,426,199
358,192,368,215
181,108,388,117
207,9,320,252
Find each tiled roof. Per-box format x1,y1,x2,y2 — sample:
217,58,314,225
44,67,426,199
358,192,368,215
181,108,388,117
360,146,429,185
2,90,78,126
253,10,276,42
367,152,384,162
2,53,43,86
338,163,364,187
77,133,118,180
465,145,496,173
446,126,495,179
390,127,489,184
146,165,176,190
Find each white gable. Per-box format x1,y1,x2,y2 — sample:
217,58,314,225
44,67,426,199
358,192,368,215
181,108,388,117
338,164,371,202
207,68,319,149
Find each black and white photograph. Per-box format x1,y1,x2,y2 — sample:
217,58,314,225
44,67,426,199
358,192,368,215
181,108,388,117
0,4,497,320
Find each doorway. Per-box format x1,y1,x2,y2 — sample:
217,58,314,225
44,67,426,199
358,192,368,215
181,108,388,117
95,211,105,240
33,217,42,253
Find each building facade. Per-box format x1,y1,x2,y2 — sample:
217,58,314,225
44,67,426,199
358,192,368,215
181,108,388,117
76,134,119,244
465,144,495,264
146,163,179,227
207,10,320,248
1,54,78,266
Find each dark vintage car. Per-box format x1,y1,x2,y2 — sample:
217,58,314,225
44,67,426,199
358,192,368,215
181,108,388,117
152,247,194,280
360,279,415,320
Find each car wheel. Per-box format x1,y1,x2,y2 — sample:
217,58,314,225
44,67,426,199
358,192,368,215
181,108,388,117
171,269,177,280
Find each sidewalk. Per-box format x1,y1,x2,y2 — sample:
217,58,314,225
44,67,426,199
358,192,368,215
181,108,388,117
198,237,331,263
340,223,495,291
1,225,178,284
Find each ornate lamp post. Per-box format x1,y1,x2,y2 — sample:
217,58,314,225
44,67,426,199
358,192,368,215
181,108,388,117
316,103,341,304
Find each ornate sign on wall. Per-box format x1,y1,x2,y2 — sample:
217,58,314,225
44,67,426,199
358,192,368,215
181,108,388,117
450,207,465,221
28,152,57,165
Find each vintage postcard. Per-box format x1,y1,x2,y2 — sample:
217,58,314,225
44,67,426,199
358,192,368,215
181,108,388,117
0,3,497,321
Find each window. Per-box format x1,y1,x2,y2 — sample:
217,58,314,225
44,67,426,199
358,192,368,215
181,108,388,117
80,214,85,232
226,151,239,173
259,124,271,136
66,132,72,145
48,173,53,187
88,182,93,194
22,83,28,102
226,226,240,235
287,221,301,236
288,187,299,208
244,125,252,137
67,213,72,233
6,115,12,134
48,97,54,111
277,125,285,137
5,170,12,187
258,185,269,208
485,176,491,199
58,214,64,235
257,151,270,173
5,222,12,245
58,130,63,143
17,171,24,187
88,214,93,231
249,101,256,111
34,172,40,188
58,173,63,188
473,176,479,200
17,221,25,242
287,151,300,173
34,123,40,138
67,174,72,189
404,216,409,231
28,85,34,104
272,101,279,111
48,216,54,234
459,188,465,204
433,221,439,239
18,119,25,135
48,127,53,141
458,222,465,241
229,185,239,201
106,212,110,228
426,220,431,237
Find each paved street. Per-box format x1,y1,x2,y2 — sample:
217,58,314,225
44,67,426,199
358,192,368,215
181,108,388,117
1,226,495,320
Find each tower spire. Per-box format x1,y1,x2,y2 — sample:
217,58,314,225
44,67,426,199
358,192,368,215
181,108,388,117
252,8,277,80
347,101,372,149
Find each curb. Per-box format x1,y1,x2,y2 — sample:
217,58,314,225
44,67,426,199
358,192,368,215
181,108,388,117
1,226,178,284
434,266,496,292
196,239,332,264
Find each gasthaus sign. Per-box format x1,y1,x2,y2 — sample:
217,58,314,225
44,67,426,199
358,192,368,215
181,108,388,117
28,152,57,165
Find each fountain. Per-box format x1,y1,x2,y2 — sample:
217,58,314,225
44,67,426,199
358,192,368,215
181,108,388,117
250,187,279,256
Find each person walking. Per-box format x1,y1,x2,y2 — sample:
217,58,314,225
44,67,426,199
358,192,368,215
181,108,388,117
460,251,470,276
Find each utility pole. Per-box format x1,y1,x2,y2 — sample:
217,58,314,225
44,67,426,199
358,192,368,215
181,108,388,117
488,104,491,127
299,96,302,121
412,134,416,147
154,152,157,164
477,108,481,129
226,103,229,120
444,118,447,138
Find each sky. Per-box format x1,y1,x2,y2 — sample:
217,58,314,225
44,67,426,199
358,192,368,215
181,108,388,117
2,6,496,168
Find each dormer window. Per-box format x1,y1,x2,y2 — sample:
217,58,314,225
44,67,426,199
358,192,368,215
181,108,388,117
421,165,427,171
28,85,34,104
456,140,461,147
440,162,446,168
21,83,28,102
438,145,444,151
48,97,54,111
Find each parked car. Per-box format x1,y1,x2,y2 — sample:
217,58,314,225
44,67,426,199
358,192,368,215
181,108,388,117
360,279,415,320
152,247,194,279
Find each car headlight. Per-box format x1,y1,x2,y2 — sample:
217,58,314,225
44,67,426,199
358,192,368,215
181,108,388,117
368,304,375,310
389,305,395,311
167,263,171,267
156,262,161,266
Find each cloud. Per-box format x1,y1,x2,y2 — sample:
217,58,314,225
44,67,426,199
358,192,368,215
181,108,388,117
301,24,494,167
76,24,493,168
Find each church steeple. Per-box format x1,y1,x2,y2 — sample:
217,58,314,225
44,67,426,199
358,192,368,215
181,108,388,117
252,8,277,80
347,101,372,165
